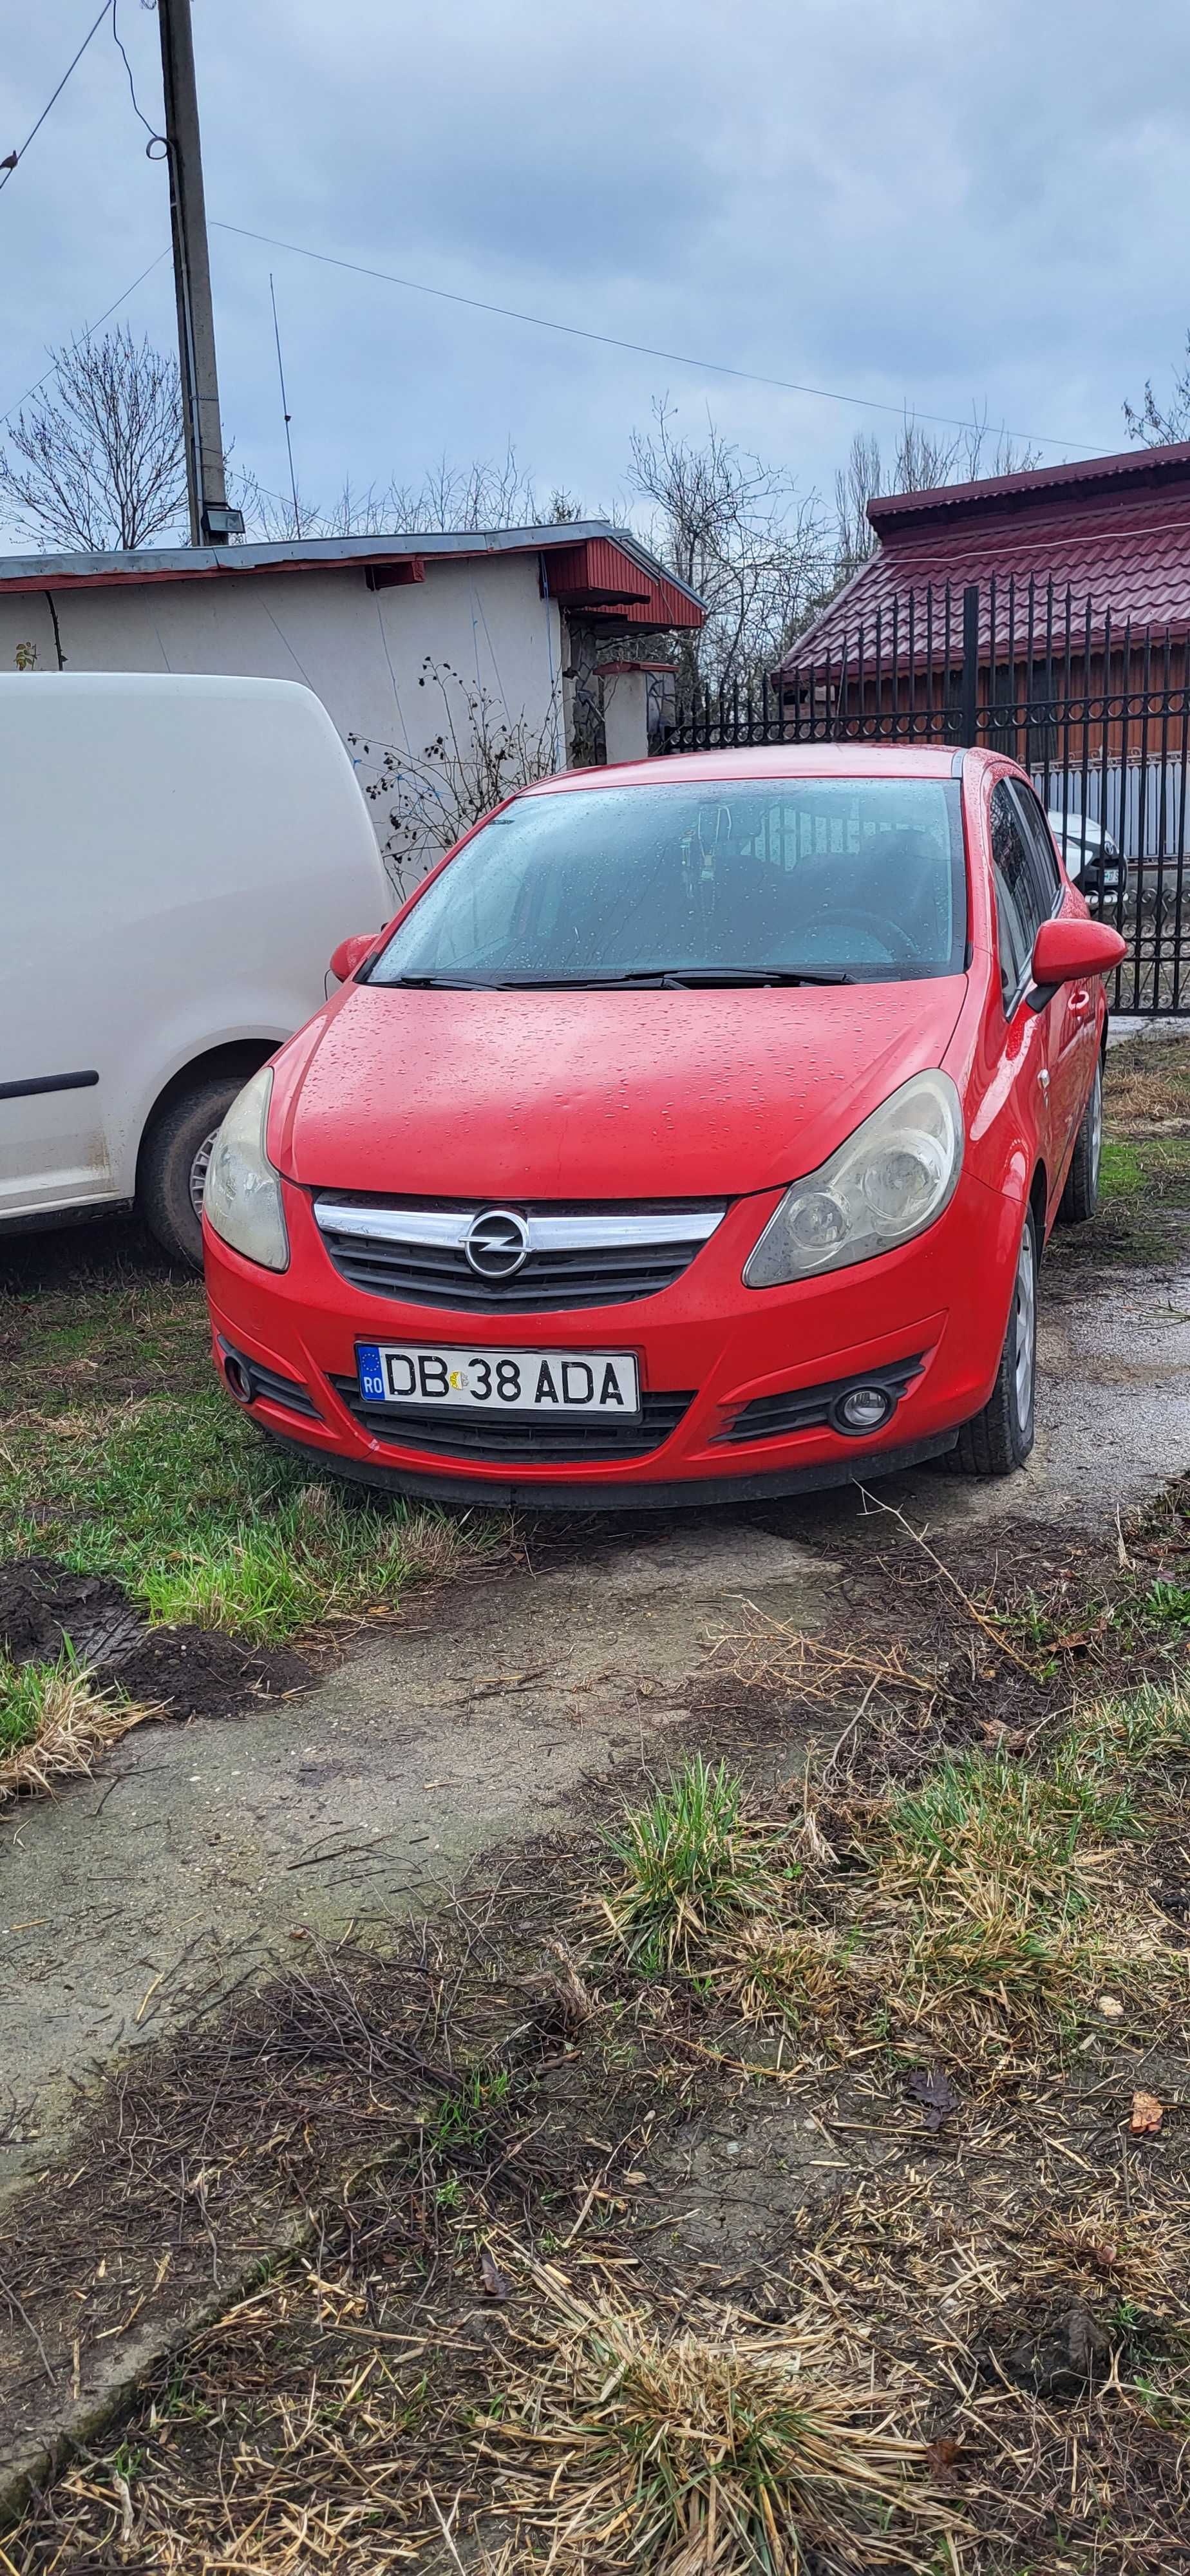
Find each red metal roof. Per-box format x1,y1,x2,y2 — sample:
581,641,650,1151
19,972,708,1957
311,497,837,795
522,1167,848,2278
538,536,701,628
867,438,1190,529
779,441,1190,676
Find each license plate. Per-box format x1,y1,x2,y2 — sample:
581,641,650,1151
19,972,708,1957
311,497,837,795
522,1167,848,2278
356,1341,641,1417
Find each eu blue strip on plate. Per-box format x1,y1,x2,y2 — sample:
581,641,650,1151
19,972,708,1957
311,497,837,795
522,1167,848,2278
357,1343,386,1401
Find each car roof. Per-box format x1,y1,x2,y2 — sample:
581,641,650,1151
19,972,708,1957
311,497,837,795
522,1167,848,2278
524,743,961,799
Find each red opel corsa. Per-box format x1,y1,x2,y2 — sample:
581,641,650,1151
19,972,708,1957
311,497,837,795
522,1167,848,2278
202,746,1124,1508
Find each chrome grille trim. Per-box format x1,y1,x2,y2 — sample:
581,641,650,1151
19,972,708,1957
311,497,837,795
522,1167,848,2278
314,1201,724,1253
312,1197,726,1313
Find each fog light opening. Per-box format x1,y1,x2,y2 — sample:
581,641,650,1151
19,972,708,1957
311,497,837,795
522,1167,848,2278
831,1383,898,1437
223,1352,255,1405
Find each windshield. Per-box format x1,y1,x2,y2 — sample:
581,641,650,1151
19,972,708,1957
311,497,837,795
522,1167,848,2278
368,777,967,988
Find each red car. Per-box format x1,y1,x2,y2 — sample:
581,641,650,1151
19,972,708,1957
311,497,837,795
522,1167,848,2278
202,746,1124,1508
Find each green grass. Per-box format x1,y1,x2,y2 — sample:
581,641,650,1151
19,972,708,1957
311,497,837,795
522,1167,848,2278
1099,1134,1190,1206
600,1757,788,1976
0,1251,497,1642
0,1653,62,1754
1059,1678,1190,1772
904,1891,1084,2014
429,2067,512,2157
1100,1137,1147,1200
882,1749,1138,1918
1049,1075,1190,1262
1141,1580,1190,1629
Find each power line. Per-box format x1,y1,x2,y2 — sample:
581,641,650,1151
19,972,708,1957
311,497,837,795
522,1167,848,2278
0,1,115,194
212,217,1115,459
0,247,171,431
111,0,163,144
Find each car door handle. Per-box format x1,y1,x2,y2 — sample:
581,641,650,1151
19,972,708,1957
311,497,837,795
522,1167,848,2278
1037,1068,1051,1091
1067,983,1092,1020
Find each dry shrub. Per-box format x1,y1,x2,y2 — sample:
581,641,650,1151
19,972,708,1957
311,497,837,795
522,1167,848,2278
0,1655,153,1803
482,2263,960,2572
712,1917,872,2037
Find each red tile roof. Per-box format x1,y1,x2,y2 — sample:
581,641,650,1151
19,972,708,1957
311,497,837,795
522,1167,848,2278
779,441,1190,676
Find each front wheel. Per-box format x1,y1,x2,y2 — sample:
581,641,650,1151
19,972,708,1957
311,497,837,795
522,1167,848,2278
1055,1056,1102,1225
954,1208,1037,1477
137,1075,245,1268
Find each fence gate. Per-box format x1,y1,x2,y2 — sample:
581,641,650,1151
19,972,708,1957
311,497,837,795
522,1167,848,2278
661,578,1190,1016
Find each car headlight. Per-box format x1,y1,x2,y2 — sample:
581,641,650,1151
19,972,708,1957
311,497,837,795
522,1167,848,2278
744,1070,963,1287
202,1066,290,1271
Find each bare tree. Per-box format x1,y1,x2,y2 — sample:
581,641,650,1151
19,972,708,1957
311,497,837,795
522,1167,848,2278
0,327,187,551
833,431,883,581
829,412,1041,587
1124,339,1190,446
235,444,585,544
628,400,827,694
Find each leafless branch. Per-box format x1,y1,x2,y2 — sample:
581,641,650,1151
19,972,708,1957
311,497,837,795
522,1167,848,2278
351,656,560,893
0,326,187,551
628,397,827,696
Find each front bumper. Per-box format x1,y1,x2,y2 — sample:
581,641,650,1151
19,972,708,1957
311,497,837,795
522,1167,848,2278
203,1170,1018,1507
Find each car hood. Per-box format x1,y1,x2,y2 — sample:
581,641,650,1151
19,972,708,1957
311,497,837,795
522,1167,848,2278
274,978,968,1202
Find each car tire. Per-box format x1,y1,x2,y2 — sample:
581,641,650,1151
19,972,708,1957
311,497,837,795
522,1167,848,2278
137,1075,244,1269
1055,1056,1103,1226
954,1208,1037,1477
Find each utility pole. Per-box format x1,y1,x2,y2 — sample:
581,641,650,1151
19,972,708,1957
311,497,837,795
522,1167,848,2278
156,0,241,544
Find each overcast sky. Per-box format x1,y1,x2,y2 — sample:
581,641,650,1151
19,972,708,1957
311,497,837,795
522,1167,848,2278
2,0,1187,545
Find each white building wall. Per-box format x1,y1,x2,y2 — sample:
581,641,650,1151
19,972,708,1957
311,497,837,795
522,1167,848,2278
0,554,565,892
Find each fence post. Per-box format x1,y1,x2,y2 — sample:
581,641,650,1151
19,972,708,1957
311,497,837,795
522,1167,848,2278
960,585,979,746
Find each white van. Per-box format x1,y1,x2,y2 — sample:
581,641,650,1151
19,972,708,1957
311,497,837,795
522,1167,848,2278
1,671,388,1265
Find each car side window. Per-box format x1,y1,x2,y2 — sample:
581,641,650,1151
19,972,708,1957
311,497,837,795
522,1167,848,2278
990,781,1044,1010
1010,781,1063,915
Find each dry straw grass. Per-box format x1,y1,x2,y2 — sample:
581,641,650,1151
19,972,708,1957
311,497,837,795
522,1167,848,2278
480,2259,961,2573
0,1653,153,1803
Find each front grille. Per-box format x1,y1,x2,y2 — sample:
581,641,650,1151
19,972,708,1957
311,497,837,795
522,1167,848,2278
220,1340,322,1421
313,1197,724,1313
718,1354,925,1444
329,1377,694,1465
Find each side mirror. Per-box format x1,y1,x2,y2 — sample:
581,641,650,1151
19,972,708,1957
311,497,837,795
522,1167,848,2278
1028,914,1126,1009
329,931,381,984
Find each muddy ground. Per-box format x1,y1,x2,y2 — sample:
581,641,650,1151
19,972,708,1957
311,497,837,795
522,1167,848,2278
5,1186,1190,2206
2,1036,1190,2564
2,1484,1188,2569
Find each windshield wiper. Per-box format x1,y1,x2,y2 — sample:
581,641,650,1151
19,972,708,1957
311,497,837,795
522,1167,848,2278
641,966,851,988
383,965,853,990
483,965,853,989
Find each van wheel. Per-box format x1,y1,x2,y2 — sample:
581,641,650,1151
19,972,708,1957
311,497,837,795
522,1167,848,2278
1055,1057,1103,1224
954,1209,1038,1477
138,1076,243,1269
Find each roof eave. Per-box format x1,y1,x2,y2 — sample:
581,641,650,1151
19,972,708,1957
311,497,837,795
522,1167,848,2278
0,518,706,619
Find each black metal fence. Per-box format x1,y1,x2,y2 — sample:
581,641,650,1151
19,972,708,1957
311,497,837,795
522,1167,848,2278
659,578,1190,1016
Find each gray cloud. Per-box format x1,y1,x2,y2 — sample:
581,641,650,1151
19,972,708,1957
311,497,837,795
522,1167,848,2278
1,0,1185,544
